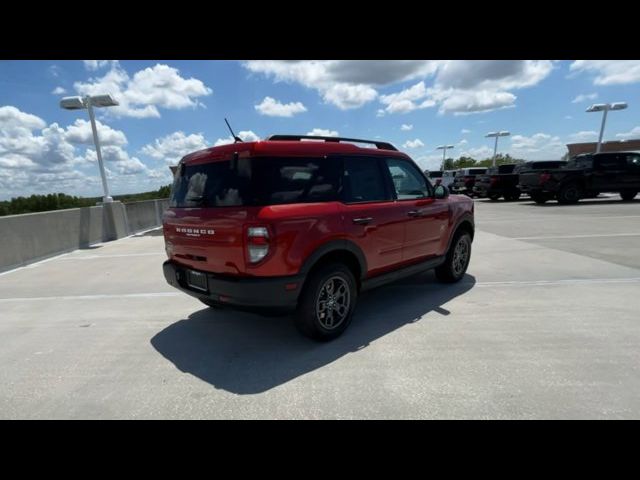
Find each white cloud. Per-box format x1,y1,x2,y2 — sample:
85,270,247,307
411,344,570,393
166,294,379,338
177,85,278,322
386,60,553,115
214,130,260,146
74,62,212,118
380,81,435,114
565,115,573,120
141,131,209,165
570,60,640,85
402,139,425,149
306,128,339,137
430,87,516,115
254,96,307,117
567,131,598,142
84,60,115,71
616,126,640,139
401,124,413,131
572,92,598,103
64,119,128,146
459,145,494,159
243,60,439,110
0,105,162,199
458,139,468,146
509,133,566,160
322,84,378,109
84,146,147,175
51,86,67,95
461,129,471,134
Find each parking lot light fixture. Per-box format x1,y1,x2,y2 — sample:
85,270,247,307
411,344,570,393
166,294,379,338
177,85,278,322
485,131,510,166
436,145,455,171
586,102,628,153
60,94,119,203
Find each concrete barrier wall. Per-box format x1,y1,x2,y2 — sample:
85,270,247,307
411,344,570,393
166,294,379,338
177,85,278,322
124,199,169,233
0,198,169,272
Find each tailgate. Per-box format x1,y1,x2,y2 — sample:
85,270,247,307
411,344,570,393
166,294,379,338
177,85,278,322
163,206,261,275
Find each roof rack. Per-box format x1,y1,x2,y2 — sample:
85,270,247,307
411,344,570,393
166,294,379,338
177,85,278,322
266,134,397,151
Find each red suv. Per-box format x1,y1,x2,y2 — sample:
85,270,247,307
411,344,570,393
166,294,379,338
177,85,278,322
162,135,474,340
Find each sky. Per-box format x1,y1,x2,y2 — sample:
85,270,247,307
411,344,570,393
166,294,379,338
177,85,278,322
1,60,640,200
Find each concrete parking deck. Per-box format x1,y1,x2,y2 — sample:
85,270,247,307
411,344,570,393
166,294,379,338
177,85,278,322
1,196,640,419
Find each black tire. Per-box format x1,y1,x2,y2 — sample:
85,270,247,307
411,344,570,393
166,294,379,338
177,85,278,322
557,182,582,204
435,231,472,283
620,190,638,201
199,298,223,309
509,191,521,201
530,193,548,204
295,263,357,341
488,194,500,201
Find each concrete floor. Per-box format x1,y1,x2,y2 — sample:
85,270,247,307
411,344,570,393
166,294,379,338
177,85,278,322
1,195,640,419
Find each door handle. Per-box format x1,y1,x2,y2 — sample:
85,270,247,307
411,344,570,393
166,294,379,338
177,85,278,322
407,210,426,217
352,217,373,225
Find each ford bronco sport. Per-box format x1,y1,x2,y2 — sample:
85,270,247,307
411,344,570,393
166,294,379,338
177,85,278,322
162,135,474,341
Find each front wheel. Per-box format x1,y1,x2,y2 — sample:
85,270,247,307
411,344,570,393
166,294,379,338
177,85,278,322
295,263,357,341
436,231,472,283
557,183,581,204
620,190,638,201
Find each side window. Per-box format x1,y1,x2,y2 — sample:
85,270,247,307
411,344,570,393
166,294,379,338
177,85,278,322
384,158,430,200
342,157,389,203
627,155,640,171
595,154,626,171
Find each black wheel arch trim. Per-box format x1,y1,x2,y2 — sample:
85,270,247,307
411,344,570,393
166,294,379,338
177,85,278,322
299,239,368,280
446,214,475,253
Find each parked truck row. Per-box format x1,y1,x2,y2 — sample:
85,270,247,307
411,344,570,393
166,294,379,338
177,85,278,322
424,151,640,204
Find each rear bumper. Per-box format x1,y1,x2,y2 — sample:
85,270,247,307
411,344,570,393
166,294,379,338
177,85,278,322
473,185,495,197
163,260,303,312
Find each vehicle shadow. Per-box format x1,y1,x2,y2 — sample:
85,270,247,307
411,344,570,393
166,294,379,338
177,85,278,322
522,197,637,207
150,271,476,394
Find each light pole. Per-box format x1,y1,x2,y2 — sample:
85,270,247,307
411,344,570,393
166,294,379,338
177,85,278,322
485,131,510,166
60,94,119,203
436,145,455,171
586,102,628,153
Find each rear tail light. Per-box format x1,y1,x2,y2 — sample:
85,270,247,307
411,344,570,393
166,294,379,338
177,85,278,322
539,173,551,184
464,176,474,185
247,226,270,263
490,176,499,186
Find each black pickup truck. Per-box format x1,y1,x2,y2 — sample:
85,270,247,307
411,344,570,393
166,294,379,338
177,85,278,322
518,151,640,204
473,164,521,201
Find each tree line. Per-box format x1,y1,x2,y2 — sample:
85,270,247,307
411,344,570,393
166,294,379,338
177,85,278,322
438,153,525,171
0,185,172,217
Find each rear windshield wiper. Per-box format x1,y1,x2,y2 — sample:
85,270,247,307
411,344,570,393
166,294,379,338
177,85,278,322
185,195,208,206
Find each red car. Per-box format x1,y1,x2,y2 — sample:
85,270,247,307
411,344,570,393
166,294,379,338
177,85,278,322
163,135,474,340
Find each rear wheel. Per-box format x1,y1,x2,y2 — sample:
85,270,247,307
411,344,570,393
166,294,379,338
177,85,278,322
488,193,500,201
557,183,581,204
436,231,472,283
505,191,521,201
620,190,638,201
295,263,357,341
530,192,548,204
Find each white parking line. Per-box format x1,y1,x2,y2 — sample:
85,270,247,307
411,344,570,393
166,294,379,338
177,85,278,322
3,277,640,302
513,233,640,240
472,277,640,287
59,253,165,260
0,292,182,302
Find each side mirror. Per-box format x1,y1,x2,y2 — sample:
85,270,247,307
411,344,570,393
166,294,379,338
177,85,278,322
434,184,449,199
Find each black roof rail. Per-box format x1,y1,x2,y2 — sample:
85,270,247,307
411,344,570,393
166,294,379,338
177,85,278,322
266,134,397,151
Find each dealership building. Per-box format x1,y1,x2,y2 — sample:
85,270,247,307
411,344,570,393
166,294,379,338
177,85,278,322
566,139,640,157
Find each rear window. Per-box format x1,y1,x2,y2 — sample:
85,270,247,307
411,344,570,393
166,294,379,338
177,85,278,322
497,164,516,174
468,168,486,175
170,157,341,207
